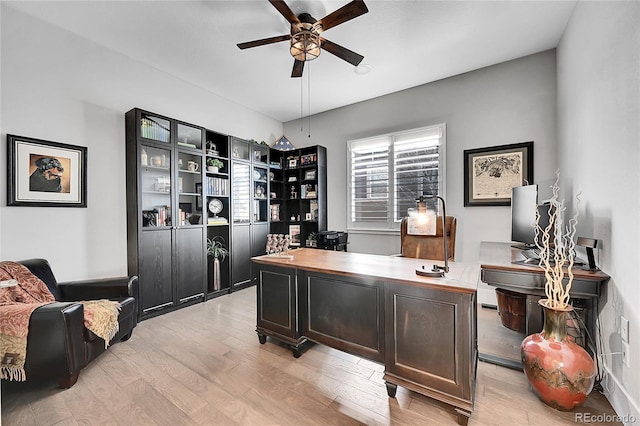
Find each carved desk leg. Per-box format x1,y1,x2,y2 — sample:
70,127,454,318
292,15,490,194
455,408,471,426
385,381,398,398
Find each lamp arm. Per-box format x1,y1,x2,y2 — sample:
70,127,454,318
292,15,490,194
414,194,449,278
435,196,449,273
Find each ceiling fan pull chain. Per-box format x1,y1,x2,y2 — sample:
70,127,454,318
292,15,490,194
308,62,311,138
300,73,304,132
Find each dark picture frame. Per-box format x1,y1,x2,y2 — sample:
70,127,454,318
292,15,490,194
7,134,87,207
463,141,533,207
304,169,316,181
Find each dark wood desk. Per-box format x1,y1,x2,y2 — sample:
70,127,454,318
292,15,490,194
479,241,610,366
252,248,479,425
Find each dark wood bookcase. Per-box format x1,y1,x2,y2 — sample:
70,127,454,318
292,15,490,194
230,138,270,290
269,145,327,247
125,108,231,319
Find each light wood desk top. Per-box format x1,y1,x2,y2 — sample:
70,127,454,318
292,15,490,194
253,248,479,293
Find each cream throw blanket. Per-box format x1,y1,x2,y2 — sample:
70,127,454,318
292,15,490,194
0,261,121,381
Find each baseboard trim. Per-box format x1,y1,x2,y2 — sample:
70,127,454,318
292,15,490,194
601,364,639,425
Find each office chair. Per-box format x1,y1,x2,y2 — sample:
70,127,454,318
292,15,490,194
400,216,457,261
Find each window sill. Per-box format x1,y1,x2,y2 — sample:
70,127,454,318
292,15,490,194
346,228,400,236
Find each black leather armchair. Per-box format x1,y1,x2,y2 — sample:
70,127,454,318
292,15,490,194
17,259,138,388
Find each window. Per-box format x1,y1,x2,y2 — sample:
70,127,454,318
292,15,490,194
347,124,446,231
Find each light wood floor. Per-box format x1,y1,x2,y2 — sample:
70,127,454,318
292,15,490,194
2,286,620,425
478,304,525,363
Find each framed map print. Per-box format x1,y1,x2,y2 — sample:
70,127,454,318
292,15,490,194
463,142,533,207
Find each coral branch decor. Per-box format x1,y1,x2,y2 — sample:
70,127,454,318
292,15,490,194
520,171,596,410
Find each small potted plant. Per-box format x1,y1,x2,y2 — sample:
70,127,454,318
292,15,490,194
207,236,229,291
207,158,223,173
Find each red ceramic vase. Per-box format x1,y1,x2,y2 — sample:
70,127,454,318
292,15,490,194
521,300,596,411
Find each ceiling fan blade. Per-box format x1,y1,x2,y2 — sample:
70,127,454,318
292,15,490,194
320,38,364,66
269,0,300,24
317,0,368,32
237,34,291,49
291,59,304,78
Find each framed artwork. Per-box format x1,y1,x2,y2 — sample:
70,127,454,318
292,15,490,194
7,134,87,207
463,141,533,207
304,169,316,180
289,224,301,246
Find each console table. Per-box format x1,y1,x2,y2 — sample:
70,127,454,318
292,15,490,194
479,241,610,367
252,248,479,425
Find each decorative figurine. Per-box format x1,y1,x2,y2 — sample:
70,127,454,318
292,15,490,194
265,233,294,258
206,141,218,156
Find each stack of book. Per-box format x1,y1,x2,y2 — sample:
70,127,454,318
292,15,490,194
208,216,228,225
177,141,197,149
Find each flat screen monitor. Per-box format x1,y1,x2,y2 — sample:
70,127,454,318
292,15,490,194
511,185,551,249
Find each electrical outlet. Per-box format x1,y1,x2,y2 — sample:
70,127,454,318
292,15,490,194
621,316,630,343
622,341,630,367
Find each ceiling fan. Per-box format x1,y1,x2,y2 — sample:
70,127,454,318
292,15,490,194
237,0,368,78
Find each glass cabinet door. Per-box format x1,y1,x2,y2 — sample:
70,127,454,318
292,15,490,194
252,143,269,165
140,145,171,227
253,164,268,223
177,123,203,150
177,152,202,226
232,162,250,224
231,138,250,161
140,113,170,143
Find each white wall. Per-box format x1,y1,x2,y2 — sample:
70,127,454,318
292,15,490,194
284,50,558,304
0,6,282,280
557,1,640,420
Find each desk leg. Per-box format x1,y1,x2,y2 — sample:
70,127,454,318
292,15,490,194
455,408,471,426
385,381,397,398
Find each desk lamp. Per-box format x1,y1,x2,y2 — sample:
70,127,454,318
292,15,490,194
409,195,449,278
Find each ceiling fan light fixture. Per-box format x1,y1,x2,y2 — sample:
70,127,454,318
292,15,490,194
290,30,321,61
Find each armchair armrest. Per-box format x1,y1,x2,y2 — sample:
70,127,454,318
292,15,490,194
25,302,85,382
58,276,138,302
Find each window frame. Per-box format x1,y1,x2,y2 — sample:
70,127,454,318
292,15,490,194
347,124,446,233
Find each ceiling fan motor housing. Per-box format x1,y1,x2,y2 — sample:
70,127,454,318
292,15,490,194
290,21,321,61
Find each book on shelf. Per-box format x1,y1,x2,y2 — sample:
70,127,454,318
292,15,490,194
300,153,317,166
141,117,170,142
205,176,229,196
142,205,171,227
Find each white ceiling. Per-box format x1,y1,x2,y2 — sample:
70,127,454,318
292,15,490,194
5,0,577,123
